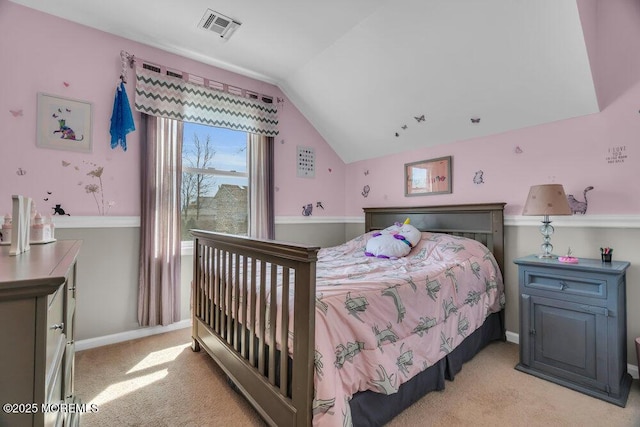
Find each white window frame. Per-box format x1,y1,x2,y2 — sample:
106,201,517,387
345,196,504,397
181,156,249,253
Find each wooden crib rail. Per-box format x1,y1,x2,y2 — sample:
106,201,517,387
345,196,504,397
190,230,320,427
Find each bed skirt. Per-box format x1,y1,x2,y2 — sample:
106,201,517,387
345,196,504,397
349,311,505,426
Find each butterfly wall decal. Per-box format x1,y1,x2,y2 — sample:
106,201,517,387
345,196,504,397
401,125,408,130
414,114,425,123
9,109,23,117
470,117,481,124
16,168,26,176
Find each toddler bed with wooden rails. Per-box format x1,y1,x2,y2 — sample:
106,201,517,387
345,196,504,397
190,203,506,426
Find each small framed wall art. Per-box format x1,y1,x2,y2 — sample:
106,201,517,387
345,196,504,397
37,93,92,153
296,145,315,178
405,156,452,196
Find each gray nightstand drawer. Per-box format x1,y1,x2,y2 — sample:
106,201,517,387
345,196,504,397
523,270,606,300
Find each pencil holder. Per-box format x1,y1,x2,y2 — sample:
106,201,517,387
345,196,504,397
601,253,612,263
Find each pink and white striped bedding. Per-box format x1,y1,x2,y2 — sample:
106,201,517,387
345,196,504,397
308,231,505,426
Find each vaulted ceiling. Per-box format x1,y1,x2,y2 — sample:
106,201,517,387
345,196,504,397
9,0,599,163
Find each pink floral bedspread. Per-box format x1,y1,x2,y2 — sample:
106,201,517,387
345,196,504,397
308,232,505,426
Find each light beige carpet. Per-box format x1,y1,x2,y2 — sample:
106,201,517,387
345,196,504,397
76,328,640,426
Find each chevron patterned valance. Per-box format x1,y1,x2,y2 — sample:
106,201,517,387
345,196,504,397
134,67,278,136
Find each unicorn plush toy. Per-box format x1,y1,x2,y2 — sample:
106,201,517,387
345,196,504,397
364,218,421,259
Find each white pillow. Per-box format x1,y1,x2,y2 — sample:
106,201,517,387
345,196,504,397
364,220,421,259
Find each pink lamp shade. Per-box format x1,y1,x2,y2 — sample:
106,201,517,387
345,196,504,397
522,184,572,216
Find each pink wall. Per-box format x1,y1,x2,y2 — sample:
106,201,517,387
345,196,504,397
578,0,640,110
0,1,345,218
274,97,346,217
346,0,640,217
2,1,638,221
346,86,639,216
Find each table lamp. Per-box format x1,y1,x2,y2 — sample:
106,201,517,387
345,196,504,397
522,184,572,258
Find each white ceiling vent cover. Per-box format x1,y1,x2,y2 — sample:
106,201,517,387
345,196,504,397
198,9,241,40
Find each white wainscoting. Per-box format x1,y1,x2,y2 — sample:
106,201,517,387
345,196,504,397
51,214,640,229
53,216,140,228
277,214,640,228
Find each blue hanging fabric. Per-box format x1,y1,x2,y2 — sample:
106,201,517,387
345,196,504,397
109,81,135,151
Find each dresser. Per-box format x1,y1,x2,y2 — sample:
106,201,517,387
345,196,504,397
514,255,631,407
0,240,82,426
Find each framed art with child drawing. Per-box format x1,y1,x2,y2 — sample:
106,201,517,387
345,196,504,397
36,93,93,153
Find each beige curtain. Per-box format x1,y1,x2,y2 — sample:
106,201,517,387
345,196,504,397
248,134,274,239
138,115,183,326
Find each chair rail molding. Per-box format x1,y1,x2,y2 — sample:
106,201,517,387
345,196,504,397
52,216,140,228
505,214,640,228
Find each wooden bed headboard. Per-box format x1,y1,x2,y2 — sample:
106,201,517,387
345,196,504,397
364,203,506,274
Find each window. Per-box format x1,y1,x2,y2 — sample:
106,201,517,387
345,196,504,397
181,122,248,241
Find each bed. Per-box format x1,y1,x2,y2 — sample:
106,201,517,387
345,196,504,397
190,203,506,426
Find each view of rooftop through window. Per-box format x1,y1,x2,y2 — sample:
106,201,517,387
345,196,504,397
180,122,248,241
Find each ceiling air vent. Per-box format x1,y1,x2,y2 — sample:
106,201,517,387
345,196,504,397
198,9,241,40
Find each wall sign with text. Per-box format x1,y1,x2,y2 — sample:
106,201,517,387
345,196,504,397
606,145,627,165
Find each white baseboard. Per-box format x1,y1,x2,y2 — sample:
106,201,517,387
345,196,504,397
504,330,638,379
505,330,520,345
75,319,191,351
629,364,640,380
76,324,640,379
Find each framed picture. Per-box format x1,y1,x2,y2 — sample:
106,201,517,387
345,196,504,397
405,156,452,196
37,93,92,153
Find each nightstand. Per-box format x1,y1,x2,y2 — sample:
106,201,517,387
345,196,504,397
514,255,631,407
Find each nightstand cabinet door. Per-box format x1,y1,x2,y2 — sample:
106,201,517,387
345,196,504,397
520,294,607,392
514,255,631,407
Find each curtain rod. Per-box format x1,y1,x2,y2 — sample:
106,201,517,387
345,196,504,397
120,50,279,105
